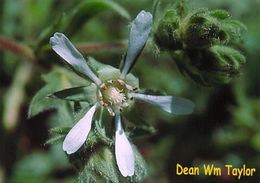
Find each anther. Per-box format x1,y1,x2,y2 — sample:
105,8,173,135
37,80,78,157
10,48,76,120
110,112,115,117
133,87,138,91
98,90,103,100
107,107,115,116
127,93,133,100
107,80,113,84
100,83,107,90
123,102,130,108
125,84,133,90
118,79,125,85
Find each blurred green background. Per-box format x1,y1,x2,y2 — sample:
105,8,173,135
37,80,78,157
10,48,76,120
0,0,259,182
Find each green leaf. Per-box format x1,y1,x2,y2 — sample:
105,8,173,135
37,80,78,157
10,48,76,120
12,152,54,180
28,66,87,117
74,101,82,113
49,83,97,104
50,126,72,135
63,0,130,37
36,0,130,56
46,135,66,144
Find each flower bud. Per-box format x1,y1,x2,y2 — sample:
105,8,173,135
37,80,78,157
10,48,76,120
180,9,229,49
154,10,182,51
171,45,246,86
154,3,247,86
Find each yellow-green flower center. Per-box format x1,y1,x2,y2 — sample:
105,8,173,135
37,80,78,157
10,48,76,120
103,86,126,106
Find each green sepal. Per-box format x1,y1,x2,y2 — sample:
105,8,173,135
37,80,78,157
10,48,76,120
88,56,120,81
208,45,246,71
94,118,114,146
129,145,148,183
221,19,247,44
125,73,139,88
78,145,147,183
78,146,120,183
171,47,246,86
209,10,230,20
49,83,97,104
154,10,182,51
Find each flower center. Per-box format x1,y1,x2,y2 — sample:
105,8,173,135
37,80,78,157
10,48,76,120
103,86,126,106
98,79,137,116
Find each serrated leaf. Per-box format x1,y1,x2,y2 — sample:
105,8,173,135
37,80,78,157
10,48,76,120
50,83,97,104
46,135,66,144
29,66,88,118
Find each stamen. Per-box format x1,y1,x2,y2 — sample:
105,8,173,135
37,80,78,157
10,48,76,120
47,94,56,98
127,93,133,100
103,86,126,105
103,103,108,107
98,90,103,100
123,102,130,108
118,79,125,85
133,87,138,91
125,84,133,90
107,107,115,116
100,83,107,90
107,80,113,84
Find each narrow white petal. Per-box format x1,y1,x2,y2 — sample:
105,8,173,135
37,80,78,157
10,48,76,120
131,93,194,115
50,32,101,85
115,114,135,177
120,11,152,79
63,103,97,154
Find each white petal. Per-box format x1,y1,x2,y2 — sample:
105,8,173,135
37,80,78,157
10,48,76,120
63,103,97,154
131,93,194,115
115,114,135,177
120,11,152,79
50,32,101,85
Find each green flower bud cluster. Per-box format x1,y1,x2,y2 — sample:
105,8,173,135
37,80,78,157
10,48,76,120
154,2,247,86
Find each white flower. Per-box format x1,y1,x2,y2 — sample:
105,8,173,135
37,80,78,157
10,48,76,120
50,10,194,177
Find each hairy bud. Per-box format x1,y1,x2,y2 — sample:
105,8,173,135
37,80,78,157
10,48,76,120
154,1,247,86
